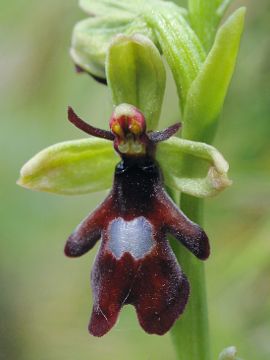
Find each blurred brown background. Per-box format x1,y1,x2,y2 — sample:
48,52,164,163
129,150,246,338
0,0,269,359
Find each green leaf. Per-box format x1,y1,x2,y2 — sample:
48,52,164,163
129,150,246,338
156,137,232,197
144,6,205,110
17,139,118,195
106,34,166,130
70,15,156,79
182,7,246,142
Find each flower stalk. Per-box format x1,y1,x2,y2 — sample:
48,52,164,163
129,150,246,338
171,189,210,360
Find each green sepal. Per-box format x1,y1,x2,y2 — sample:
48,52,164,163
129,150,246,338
17,139,118,195
156,137,232,198
182,7,246,142
70,15,156,79
106,34,166,130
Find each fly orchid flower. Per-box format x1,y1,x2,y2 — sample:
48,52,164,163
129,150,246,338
64,103,210,336
17,1,244,355
18,101,231,336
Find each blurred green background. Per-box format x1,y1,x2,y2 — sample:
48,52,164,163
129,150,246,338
1,0,269,359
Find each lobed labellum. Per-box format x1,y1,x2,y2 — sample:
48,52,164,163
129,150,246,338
65,104,210,336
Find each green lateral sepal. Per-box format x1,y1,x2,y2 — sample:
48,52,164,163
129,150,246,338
17,138,118,195
157,137,232,198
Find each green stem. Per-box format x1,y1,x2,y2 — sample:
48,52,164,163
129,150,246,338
170,195,211,360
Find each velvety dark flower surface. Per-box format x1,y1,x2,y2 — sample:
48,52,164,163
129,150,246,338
65,104,210,336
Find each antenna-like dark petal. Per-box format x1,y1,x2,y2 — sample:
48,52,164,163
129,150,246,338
148,123,182,143
68,107,114,140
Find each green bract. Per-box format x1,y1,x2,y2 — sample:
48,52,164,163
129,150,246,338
106,34,166,130
18,136,231,198
144,7,206,109
188,0,235,51
182,8,246,143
